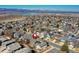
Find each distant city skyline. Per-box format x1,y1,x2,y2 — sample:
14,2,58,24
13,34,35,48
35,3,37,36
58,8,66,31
0,5,79,12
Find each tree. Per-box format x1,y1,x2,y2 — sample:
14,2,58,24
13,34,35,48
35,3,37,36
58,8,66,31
0,41,2,46
56,24,59,28
61,40,69,53
31,50,36,53
23,27,26,31
25,39,30,44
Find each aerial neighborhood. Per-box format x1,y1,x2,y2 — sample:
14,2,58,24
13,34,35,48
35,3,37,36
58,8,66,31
0,13,79,53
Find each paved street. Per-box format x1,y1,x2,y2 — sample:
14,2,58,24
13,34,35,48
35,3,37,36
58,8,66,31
47,48,62,53
48,41,77,53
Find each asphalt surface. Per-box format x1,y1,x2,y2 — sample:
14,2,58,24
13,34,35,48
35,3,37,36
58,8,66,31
47,48,62,53
48,42,77,53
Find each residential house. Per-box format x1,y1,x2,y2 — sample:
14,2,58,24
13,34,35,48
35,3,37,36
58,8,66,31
2,39,16,46
14,48,32,53
7,42,21,53
14,32,22,39
0,36,8,43
34,39,48,50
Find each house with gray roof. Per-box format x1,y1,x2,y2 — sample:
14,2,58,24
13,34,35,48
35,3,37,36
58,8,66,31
14,32,21,39
0,36,8,43
19,33,32,41
7,42,21,53
2,39,16,46
34,39,48,49
72,38,79,48
14,48,32,53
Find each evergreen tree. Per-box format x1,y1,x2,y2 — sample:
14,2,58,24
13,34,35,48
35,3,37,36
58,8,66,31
61,40,69,53
0,41,2,46
23,27,26,31
56,24,59,28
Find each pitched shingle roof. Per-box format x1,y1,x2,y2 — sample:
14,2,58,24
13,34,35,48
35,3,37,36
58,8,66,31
15,48,32,53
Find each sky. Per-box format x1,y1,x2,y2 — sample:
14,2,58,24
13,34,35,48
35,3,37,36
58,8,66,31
0,5,79,11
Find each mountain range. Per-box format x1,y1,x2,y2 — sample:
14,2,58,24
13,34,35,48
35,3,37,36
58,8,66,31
0,8,79,14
